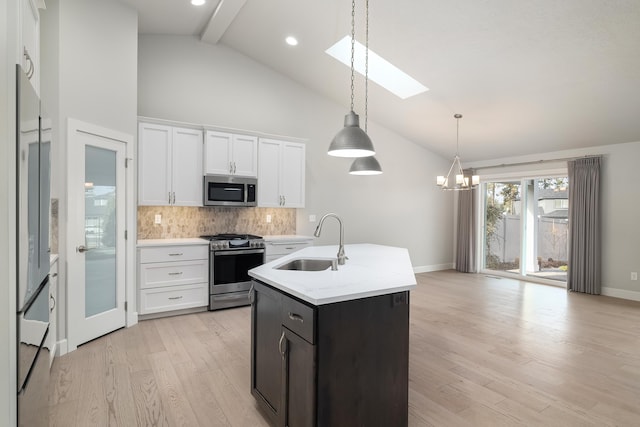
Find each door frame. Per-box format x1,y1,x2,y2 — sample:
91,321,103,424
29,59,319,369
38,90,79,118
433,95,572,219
65,118,137,353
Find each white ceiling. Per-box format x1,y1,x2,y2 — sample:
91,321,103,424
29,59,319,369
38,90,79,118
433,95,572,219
119,0,640,162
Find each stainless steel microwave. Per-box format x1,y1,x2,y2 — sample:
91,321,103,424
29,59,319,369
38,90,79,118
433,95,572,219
203,175,257,207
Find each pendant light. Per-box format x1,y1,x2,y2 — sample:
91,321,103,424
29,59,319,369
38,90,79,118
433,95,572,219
328,0,376,158
349,0,382,175
436,114,479,190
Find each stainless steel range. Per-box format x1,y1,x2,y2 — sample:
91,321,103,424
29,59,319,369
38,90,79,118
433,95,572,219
201,233,265,310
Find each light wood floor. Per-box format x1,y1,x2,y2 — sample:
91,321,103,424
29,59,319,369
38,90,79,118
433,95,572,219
49,271,640,426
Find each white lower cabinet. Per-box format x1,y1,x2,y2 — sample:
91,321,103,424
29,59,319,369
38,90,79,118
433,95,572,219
138,243,209,316
265,238,314,263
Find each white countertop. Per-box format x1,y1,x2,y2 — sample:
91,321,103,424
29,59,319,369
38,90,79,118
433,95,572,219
249,243,416,305
263,235,315,242
137,238,209,247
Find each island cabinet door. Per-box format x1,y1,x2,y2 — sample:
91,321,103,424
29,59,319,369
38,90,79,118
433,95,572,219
251,282,284,425
282,327,316,427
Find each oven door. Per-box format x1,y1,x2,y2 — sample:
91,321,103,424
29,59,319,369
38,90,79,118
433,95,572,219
211,249,265,294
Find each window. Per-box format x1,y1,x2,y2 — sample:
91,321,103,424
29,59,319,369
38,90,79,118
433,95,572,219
481,176,569,283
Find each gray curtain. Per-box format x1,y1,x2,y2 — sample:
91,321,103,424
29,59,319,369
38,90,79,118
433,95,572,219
567,157,601,294
456,188,476,273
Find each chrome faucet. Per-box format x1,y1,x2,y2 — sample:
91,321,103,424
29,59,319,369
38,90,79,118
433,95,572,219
314,213,347,265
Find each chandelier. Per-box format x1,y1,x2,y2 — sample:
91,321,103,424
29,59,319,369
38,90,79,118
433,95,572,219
436,114,479,190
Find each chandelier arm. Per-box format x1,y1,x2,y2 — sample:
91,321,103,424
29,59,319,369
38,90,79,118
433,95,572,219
442,158,457,184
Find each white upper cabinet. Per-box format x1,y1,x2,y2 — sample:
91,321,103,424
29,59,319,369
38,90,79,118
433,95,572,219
20,0,41,93
138,122,203,206
171,127,204,206
204,130,257,177
258,139,305,208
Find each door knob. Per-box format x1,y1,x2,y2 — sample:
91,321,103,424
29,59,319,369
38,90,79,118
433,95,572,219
77,245,90,253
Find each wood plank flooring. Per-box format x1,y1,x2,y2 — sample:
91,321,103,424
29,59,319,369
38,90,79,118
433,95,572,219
49,271,640,426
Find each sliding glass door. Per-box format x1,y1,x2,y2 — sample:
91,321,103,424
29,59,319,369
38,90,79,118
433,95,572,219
482,176,569,283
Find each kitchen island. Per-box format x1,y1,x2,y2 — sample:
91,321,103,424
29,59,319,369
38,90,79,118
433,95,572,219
248,244,416,427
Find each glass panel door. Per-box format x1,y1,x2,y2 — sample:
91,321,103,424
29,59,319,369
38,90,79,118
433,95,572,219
527,177,569,282
483,181,522,275
482,176,569,283
84,145,117,317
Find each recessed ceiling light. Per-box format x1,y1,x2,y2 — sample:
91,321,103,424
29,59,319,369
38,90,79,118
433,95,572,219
191,0,206,6
326,36,428,99
285,36,298,46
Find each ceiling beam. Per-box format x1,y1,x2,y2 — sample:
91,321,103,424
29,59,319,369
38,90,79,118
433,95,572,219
200,0,247,44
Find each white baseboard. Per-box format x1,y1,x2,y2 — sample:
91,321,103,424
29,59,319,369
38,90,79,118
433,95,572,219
127,311,139,328
601,287,640,302
413,263,454,274
57,339,68,357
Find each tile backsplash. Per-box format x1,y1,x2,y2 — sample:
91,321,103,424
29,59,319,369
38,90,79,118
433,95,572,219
137,206,296,239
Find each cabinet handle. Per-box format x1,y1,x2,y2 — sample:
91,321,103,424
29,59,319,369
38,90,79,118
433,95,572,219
168,253,183,256
50,294,56,312
233,162,237,174
51,273,58,277
229,161,233,174
172,192,176,204
168,296,183,300
23,47,34,79
288,312,304,323
249,282,255,304
168,192,172,204
278,331,287,359
168,272,183,276
283,196,286,206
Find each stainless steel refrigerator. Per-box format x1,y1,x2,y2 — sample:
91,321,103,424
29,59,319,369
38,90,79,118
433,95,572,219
16,64,51,427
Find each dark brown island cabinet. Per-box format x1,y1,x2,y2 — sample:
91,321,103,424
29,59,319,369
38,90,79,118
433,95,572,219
250,279,410,427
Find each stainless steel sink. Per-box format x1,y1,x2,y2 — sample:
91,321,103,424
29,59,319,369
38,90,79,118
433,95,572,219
275,258,338,271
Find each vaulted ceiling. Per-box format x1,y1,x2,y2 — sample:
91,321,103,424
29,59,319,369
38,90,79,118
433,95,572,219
119,0,640,162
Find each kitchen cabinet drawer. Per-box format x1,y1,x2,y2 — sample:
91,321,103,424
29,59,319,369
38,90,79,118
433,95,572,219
139,283,208,315
139,244,208,263
139,260,208,289
281,294,315,344
266,240,312,257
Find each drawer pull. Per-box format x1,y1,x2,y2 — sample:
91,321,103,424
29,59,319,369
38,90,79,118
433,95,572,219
168,296,183,300
278,331,286,359
168,272,183,276
288,312,304,323
168,253,183,256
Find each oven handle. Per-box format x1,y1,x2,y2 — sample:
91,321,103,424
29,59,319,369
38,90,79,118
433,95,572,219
214,249,265,256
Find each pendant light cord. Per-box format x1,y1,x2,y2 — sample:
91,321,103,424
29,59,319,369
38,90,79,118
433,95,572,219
455,114,462,156
365,0,369,132
350,0,356,112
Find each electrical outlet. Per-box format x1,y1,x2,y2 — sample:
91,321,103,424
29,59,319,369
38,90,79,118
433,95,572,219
309,214,316,222
632,272,638,281
154,214,161,224
266,214,272,223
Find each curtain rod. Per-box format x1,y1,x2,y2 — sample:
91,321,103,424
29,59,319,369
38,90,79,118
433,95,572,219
471,155,601,171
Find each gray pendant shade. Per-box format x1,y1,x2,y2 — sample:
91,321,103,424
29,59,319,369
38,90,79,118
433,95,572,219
349,156,382,175
328,111,375,158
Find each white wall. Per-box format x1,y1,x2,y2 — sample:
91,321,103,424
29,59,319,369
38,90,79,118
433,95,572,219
0,0,19,423
40,0,138,347
138,35,454,270
470,141,640,299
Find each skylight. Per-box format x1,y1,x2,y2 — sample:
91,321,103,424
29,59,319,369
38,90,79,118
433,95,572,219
325,36,428,100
